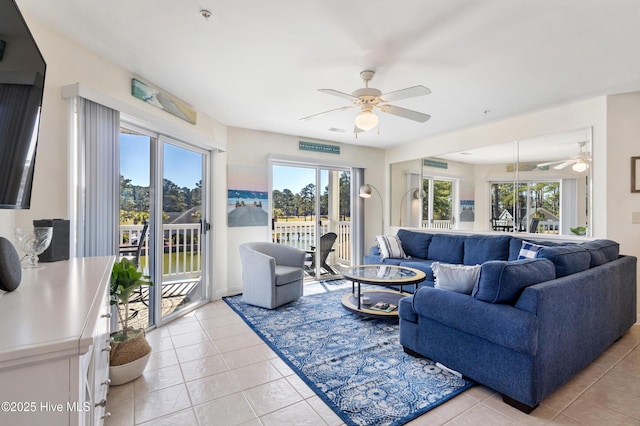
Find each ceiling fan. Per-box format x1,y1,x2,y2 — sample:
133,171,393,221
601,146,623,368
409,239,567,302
536,142,591,172
300,70,431,134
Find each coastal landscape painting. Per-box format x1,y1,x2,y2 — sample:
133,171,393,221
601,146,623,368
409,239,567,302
227,165,269,227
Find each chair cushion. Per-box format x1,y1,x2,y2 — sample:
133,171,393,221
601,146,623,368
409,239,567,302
275,265,303,286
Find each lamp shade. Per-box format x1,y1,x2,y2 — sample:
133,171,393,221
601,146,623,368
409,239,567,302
354,110,379,131
359,184,373,198
572,160,588,172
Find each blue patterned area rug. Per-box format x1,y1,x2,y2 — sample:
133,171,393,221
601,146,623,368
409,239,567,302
224,282,474,426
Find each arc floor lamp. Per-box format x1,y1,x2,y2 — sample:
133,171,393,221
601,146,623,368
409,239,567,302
359,184,384,235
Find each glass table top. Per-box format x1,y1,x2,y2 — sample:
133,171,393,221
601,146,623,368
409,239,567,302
341,265,424,283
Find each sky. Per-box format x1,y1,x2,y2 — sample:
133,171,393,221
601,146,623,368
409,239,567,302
120,133,202,188
272,165,324,192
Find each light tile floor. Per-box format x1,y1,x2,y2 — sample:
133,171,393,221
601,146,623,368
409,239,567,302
105,285,640,425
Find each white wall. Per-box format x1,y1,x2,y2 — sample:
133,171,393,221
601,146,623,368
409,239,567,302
606,92,640,316
224,127,385,295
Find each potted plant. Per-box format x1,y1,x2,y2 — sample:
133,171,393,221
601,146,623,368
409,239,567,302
108,258,153,385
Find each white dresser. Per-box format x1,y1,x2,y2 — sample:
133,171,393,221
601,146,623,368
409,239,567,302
0,256,114,426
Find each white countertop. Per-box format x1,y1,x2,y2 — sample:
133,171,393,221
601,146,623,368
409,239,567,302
0,256,114,366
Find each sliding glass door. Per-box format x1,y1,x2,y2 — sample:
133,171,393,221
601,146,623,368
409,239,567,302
271,164,351,280
118,125,209,330
158,139,208,323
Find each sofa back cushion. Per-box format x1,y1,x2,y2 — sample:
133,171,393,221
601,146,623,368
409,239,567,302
463,235,511,265
581,239,620,267
473,258,556,304
429,234,465,264
397,229,432,259
536,245,590,277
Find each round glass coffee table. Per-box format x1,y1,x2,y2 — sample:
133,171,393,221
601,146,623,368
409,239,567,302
340,265,426,318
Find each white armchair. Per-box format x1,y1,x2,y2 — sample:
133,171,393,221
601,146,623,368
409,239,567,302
239,242,305,309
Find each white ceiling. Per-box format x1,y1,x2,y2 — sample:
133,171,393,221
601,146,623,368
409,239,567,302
16,0,640,149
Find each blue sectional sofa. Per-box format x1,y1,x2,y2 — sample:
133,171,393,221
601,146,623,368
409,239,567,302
365,229,637,412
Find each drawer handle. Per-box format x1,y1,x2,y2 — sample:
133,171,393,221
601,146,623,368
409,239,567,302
95,399,107,408
102,346,111,352
101,379,111,386
101,412,111,420
101,313,112,318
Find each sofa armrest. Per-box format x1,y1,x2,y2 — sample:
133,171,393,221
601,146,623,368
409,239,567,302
412,287,538,354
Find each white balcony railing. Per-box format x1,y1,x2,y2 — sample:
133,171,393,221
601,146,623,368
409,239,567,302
119,223,202,279
271,220,351,263
421,220,454,229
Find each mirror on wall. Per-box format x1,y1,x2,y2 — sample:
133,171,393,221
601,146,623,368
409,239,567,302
390,128,592,237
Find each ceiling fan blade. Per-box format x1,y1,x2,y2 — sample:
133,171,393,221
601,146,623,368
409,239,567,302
536,160,563,167
380,104,431,122
553,160,576,170
380,85,431,102
300,105,355,121
318,88,359,102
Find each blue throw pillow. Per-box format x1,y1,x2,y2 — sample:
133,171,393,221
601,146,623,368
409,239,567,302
473,258,556,304
518,241,544,259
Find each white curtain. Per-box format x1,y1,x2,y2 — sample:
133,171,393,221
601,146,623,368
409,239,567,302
73,97,119,257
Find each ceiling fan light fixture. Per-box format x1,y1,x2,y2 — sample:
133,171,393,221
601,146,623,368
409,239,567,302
354,110,379,131
572,160,588,172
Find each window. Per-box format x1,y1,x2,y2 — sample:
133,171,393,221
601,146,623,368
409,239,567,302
422,177,456,229
490,180,560,233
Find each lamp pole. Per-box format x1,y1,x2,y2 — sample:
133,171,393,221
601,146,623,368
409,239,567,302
359,184,384,235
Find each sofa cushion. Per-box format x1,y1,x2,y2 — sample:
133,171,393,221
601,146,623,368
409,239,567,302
397,229,432,259
376,235,407,259
508,237,524,261
581,239,620,267
429,234,465,264
399,259,437,281
432,262,481,294
536,245,590,277
463,235,510,265
518,241,545,259
472,258,556,304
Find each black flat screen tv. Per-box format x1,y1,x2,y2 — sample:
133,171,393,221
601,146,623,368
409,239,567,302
0,0,46,209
